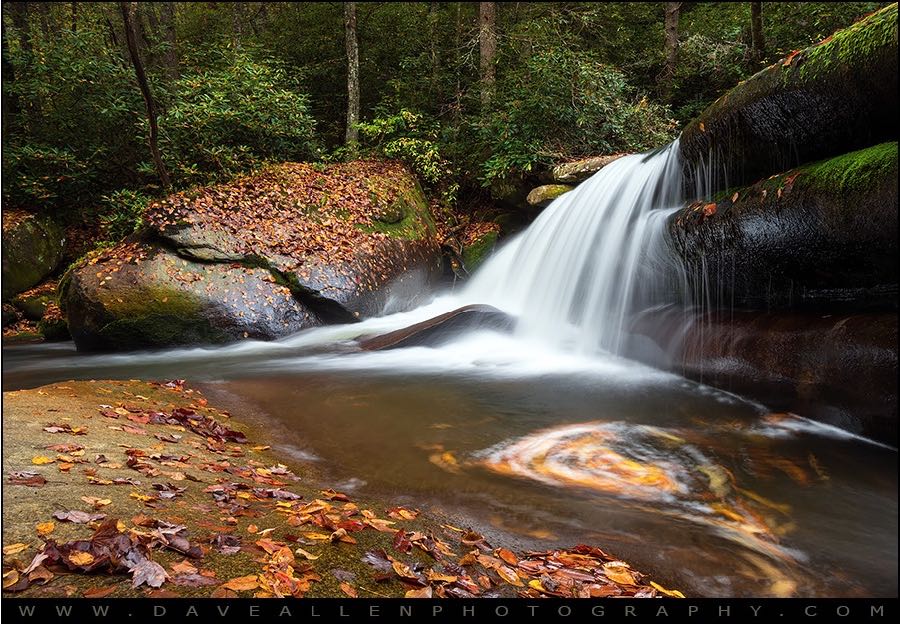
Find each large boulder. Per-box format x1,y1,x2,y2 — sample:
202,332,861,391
62,161,442,351
667,142,898,309
680,4,898,192
1,210,65,301
626,306,898,445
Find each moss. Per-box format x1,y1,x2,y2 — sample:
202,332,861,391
798,141,898,194
462,230,499,272
97,313,229,349
798,4,897,81
686,4,897,135
357,189,432,240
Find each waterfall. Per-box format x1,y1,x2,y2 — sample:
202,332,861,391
465,140,688,355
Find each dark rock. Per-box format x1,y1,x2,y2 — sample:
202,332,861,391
62,244,317,351
667,143,898,310
680,4,898,192
1,211,65,301
2,303,22,327
626,306,898,446
12,280,58,321
357,305,515,351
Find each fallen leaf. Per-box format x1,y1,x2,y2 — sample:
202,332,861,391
36,522,56,537
32,456,55,465
131,559,169,588
68,552,95,566
3,543,29,556
53,510,107,524
222,575,259,591
339,582,358,597
405,586,433,598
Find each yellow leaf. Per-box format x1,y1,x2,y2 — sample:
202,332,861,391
650,581,685,598
294,547,320,561
32,456,55,465
36,522,56,537
222,575,259,591
602,562,636,586
68,551,95,566
3,543,28,556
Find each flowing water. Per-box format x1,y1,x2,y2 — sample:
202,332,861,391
2,142,896,597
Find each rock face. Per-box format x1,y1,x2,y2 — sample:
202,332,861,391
626,306,898,445
680,4,898,192
551,154,627,184
62,161,442,351
1,211,65,301
358,305,514,351
526,184,574,209
667,142,898,309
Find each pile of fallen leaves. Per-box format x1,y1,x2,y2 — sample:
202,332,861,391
3,379,683,599
145,161,431,269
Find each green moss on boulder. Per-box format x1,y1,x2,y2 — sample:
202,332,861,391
681,4,898,191
1,211,65,301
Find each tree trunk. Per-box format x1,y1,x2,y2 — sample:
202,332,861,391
479,2,496,108
661,2,681,102
429,2,440,100
344,1,360,148
71,2,77,33
37,2,49,36
2,11,18,131
120,1,171,190
160,1,178,79
231,1,243,49
750,2,765,64
10,2,32,62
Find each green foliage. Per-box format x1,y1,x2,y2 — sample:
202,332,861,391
95,190,150,242
477,47,676,183
357,109,458,201
157,48,318,186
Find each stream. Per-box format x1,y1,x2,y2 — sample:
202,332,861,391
3,326,897,598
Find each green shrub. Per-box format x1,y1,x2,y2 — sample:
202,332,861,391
357,108,458,201
477,47,677,185
157,48,318,186
95,190,150,242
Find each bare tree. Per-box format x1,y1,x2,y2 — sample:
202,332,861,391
120,1,170,190
750,2,765,64
660,2,682,102
479,2,496,108
344,1,360,148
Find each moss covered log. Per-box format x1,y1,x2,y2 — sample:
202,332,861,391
680,4,898,192
668,142,898,309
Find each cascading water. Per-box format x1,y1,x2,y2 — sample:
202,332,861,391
465,140,687,354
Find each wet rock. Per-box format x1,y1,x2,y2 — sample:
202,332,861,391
62,162,442,351
680,4,898,191
551,155,627,184
461,224,501,274
1,211,65,301
626,306,898,446
358,305,515,350
12,280,58,321
526,184,574,209
62,244,317,351
668,143,898,309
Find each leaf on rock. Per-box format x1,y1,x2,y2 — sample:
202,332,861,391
36,521,56,537
9,471,47,487
131,559,169,588
222,575,259,591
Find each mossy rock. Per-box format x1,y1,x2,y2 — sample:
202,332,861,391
1,211,65,301
668,142,899,309
11,280,58,321
62,244,318,351
63,161,443,351
462,228,500,273
681,4,898,192
37,303,70,342
551,154,627,184
526,184,575,209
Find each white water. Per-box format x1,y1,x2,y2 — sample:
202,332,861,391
466,141,686,354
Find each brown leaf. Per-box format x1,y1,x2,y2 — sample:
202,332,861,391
131,559,169,588
405,586,433,598
339,582,358,597
53,510,107,524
